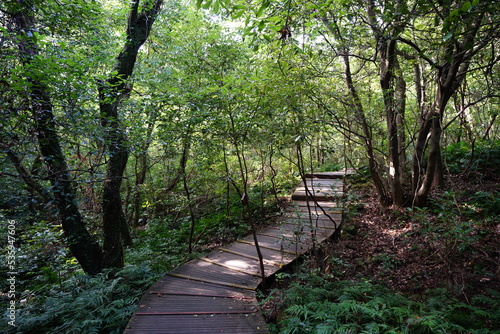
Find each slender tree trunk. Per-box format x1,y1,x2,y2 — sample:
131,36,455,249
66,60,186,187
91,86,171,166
483,113,497,140
3,149,52,204
175,133,196,253
411,112,433,193
368,0,405,208
395,63,407,187
322,14,390,208
99,83,129,267
268,146,281,205
414,112,442,206
228,111,267,288
296,143,317,256
130,151,148,227
412,62,429,193
184,169,197,254
130,114,157,227
379,38,404,208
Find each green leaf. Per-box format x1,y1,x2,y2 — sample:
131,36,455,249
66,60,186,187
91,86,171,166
201,0,212,10
256,3,268,18
258,20,266,32
443,31,453,41
450,8,460,17
461,1,472,12
267,16,283,23
233,9,245,19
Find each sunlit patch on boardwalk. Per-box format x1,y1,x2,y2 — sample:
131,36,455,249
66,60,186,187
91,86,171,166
123,171,349,333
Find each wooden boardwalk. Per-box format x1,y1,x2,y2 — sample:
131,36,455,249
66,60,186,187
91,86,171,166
123,172,347,333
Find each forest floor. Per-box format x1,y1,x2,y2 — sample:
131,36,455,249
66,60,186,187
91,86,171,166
260,168,500,324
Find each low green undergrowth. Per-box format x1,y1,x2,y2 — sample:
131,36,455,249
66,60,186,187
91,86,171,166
266,274,500,334
4,266,156,334
444,140,500,174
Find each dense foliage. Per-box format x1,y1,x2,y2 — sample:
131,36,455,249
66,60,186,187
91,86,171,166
1,0,499,332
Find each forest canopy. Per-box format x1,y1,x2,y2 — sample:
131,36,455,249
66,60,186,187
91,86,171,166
1,0,499,332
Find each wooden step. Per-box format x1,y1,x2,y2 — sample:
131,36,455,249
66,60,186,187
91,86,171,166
303,171,345,179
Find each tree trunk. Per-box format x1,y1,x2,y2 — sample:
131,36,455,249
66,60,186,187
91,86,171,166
322,14,390,208
98,0,163,268
395,63,407,188
130,151,148,227
411,112,433,193
414,112,442,206
344,49,391,208
379,38,404,208
368,0,405,208
12,6,103,275
3,149,52,204
409,8,487,206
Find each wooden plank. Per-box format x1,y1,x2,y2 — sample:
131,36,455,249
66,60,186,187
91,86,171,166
276,216,341,230
299,180,343,188
292,200,341,208
145,275,253,299
296,188,343,197
168,259,262,290
257,225,331,240
298,184,340,190
304,171,350,179
298,180,343,186
300,178,341,184
239,234,310,255
304,172,345,179
123,276,266,333
286,206,342,215
257,227,332,247
201,249,280,276
135,293,260,314
125,313,269,333
261,225,332,238
291,190,343,201
221,242,297,270
274,219,339,237
282,210,342,220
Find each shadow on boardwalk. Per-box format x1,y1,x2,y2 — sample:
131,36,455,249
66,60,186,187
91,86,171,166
123,171,349,333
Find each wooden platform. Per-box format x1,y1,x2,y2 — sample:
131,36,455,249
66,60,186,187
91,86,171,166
123,172,346,333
